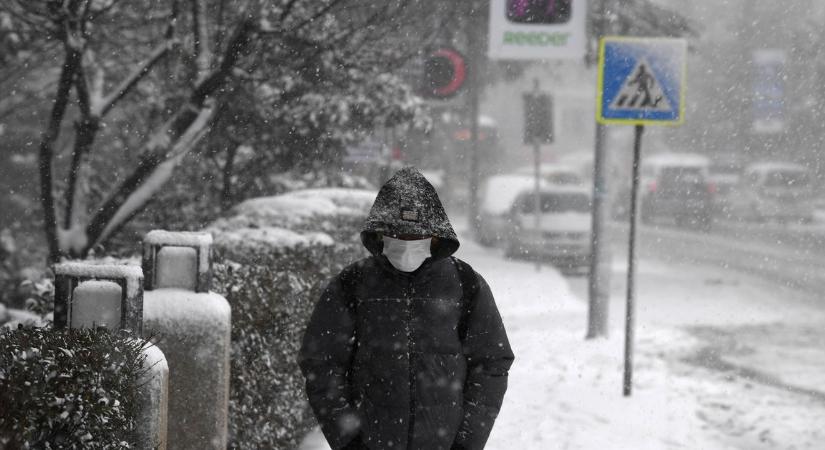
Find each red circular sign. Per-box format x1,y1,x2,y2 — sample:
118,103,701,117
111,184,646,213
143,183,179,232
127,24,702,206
423,48,466,99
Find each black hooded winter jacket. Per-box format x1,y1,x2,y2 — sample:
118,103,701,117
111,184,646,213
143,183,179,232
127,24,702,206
299,167,514,450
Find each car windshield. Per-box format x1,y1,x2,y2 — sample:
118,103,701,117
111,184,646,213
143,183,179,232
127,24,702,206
518,192,591,213
709,165,740,176
764,170,809,188
660,167,704,180
545,172,583,185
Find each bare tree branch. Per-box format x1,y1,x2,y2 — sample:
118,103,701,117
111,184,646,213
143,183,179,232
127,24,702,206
215,0,228,53
191,0,211,84
86,0,124,22
85,19,257,248
97,39,175,116
192,18,256,102
73,61,92,117
290,0,346,33
280,0,299,22
167,0,179,41
39,47,82,262
63,62,99,230
92,102,216,246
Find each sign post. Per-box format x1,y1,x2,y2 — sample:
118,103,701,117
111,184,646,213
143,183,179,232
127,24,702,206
596,36,687,396
523,79,554,271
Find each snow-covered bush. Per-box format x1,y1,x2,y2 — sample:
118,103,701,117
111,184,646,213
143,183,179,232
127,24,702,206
0,327,148,449
209,188,372,449
0,228,51,311
210,188,375,243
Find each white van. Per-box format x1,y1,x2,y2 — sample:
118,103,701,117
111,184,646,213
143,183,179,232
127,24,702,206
477,174,545,246
731,162,814,223
504,185,592,268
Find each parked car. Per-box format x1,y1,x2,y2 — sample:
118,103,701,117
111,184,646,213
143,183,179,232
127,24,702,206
729,162,814,223
513,163,586,186
635,153,714,231
504,185,592,269
477,174,546,247
708,159,742,219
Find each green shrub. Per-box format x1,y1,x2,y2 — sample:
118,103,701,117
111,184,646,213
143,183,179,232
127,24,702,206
209,189,371,449
0,327,148,449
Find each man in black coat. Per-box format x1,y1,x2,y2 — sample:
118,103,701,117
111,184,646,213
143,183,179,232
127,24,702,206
299,167,514,450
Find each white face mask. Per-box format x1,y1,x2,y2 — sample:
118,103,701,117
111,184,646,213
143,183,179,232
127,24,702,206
382,236,432,272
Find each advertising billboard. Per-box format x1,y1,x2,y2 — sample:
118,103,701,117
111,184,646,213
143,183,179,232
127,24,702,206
488,0,587,60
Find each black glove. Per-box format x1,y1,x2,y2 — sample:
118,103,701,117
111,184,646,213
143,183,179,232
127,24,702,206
341,434,367,450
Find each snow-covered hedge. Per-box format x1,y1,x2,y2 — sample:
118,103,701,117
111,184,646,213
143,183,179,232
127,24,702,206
0,326,148,449
209,188,373,449
210,188,375,243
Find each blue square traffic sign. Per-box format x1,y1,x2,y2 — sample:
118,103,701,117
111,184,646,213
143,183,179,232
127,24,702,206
597,37,687,126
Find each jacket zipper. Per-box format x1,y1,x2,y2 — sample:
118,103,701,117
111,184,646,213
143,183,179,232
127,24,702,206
406,279,416,449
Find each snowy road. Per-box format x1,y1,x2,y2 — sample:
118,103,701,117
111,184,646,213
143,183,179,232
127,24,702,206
580,221,825,391
631,219,825,295
571,220,825,448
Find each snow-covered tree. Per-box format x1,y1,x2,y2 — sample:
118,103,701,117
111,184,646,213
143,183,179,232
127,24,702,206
0,0,435,262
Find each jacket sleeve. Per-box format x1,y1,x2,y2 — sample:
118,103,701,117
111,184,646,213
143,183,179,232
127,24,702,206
453,273,514,450
298,274,362,450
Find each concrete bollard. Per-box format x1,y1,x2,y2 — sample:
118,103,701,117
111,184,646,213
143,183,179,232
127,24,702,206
142,230,230,450
137,343,169,449
53,262,168,450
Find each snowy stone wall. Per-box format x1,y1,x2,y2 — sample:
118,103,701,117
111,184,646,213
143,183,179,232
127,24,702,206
208,188,373,449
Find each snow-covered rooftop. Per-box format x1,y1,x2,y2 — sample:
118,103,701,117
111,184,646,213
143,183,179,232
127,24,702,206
513,163,581,176
746,161,808,173
644,152,710,168
481,174,548,215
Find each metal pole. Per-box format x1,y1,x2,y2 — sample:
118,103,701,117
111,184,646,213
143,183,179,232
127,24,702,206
470,84,481,234
467,5,482,236
587,121,610,338
534,140,542,271
530,79,542,271
586,0,612,339
623,124,644,397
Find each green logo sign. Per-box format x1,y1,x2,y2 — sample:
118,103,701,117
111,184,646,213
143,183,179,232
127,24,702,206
503,31,571,47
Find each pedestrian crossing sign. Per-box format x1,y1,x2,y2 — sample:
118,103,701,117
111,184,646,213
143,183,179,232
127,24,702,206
597,37,687,126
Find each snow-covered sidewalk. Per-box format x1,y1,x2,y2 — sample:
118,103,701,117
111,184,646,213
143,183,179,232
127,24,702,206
299,234,825,449
459,241,712,449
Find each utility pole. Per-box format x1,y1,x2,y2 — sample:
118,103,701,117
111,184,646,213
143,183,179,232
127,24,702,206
466,1,484,236
587,0,611,339
531,80,543,273
737,0,754,159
